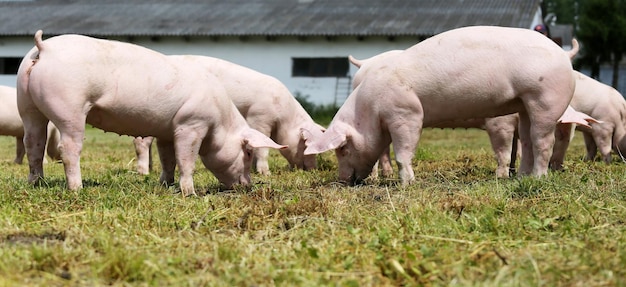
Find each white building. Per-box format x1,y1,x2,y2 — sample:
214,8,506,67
0,0,544,105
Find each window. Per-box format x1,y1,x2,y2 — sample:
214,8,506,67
292,57,349,77
0,57,22,75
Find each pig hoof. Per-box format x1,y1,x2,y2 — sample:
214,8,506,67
182,191,198,197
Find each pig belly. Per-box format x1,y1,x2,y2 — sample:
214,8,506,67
421,96,524,126
86,107,174,139
428,118,487,129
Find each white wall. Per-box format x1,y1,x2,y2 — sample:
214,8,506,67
131,35,418,105
0,36,34,88
0,35,418,105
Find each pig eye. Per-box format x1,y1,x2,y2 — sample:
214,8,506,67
245,148,253,158
336,144,350,156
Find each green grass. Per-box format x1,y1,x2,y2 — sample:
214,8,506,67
0,126,624,286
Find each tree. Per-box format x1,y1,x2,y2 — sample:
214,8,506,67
541,0,578,25
543,0,626,88
576,0,626,87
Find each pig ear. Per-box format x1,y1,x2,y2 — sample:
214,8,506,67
558,106,602,128
303,127,348,155
241,128,287,150
300,122,326,141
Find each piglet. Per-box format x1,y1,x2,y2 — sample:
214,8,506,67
304,26,579,185
17,31,285,196
134,56,325,176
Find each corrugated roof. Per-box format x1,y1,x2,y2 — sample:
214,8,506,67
0,0,541,37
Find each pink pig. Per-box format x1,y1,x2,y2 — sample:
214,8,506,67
0,85,60,164
134,56,325,176
17,31,285,196
427,74,611,178
304,26,579,185
567,71,626,163
495,71,626,169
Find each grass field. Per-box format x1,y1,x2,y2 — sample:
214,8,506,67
0,126,624,286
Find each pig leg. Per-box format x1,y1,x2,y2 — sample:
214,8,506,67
173,127,206,197
517,113,534,175
246,122,272,175
134,136,154,175
369,146,393,179
485,119,516,178
253,147,271,175
581,132,598,161
528,117,559,176
391,131,420,186
590,125,614,163
379,146,394,178
18,93,49,184
45,124,61,161
550,123,574,171
156,139,176,187
54,122,86,190
23,120,48,184
487,131,513,178
388,119,423,186
14,137,25,164
369,160,379,179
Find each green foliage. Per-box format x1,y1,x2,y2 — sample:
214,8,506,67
576,0,626,84
0,128,625,285
294,92,339,126
542,0,579,25
545,0,626,87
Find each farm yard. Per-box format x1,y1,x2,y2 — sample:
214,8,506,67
0,126,624,286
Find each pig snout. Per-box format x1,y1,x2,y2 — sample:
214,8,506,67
337,162,370,186
219,172,251,190
340,171,368,186
238,173,251,186
338,169,358,185
302,154,318,171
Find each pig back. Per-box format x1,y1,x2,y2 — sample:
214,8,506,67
570,71,624,117
369,26,575,125
29,34,224,139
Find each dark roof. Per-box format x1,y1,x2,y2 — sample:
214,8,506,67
0,0,541,37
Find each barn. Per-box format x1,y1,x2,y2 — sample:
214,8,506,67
0,0,550,105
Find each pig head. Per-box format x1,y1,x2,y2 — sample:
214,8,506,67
17,31,285,196
0,85,60,164
134,55,324,176
304,26,578,185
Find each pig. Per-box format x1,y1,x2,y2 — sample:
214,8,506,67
17,30,286,196
134,56,325,176
349,43,595,180
567,71,626,163
303,26,579,185
351,51,523,178
426,73,614,178
0,85,60,164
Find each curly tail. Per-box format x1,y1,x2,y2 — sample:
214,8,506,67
34,30,44,52
568,38,579,60
348,55,362,68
